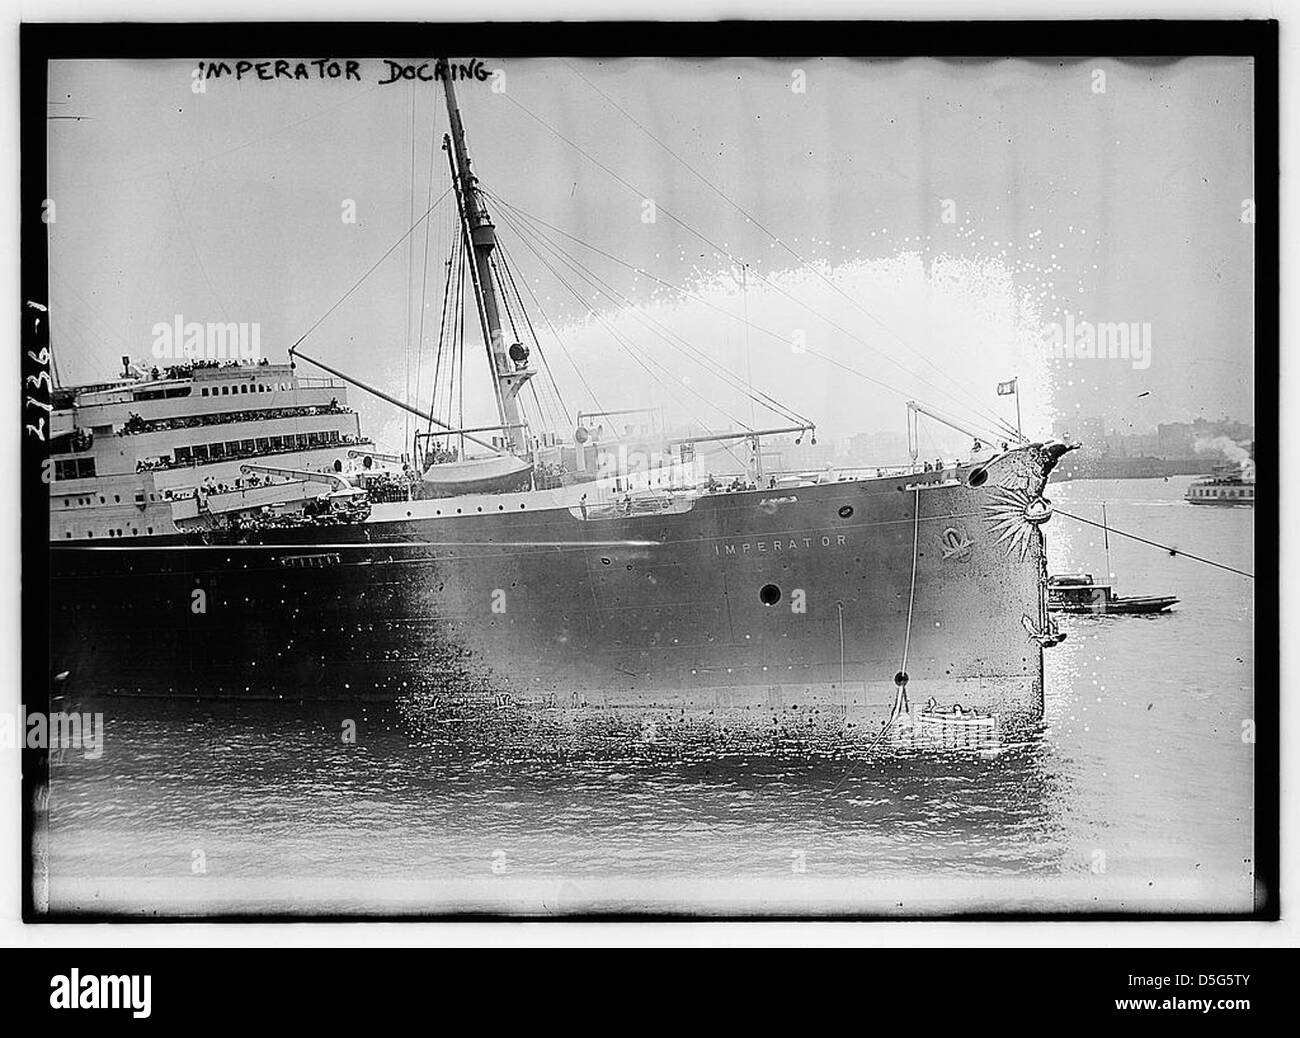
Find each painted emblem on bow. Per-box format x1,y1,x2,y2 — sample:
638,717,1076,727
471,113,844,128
983,485,1052,560
940,526,973,562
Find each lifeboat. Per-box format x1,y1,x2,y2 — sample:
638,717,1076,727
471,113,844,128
417,454,533,498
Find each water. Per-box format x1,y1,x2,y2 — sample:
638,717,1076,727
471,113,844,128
38,477,1256,916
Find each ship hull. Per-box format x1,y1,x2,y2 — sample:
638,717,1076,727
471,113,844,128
48,448,1064,737
1050,596,1178,615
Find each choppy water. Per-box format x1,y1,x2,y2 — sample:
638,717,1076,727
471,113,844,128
37,477,1256,916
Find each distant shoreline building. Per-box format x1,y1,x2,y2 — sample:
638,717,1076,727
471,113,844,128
1050,415,1254,480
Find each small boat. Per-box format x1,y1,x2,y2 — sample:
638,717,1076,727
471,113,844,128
893,699,1000,749
914,703,996,728
1047,574,1178,615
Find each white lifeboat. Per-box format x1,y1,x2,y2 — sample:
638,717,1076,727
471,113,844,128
419,454,533,497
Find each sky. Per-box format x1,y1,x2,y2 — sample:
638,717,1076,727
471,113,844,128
45,55,1255,460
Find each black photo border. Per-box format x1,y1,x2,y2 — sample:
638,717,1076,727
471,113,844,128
18,18,1280,923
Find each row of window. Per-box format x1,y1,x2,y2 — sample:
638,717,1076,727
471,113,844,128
199,382,291,397
174,430,341,463
133,386,192,402
59,490,159,509
1190,486,1253,498
63,526,155,539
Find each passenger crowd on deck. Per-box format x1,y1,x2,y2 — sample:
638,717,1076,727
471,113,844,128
533,460,568,490
118,401,351,436
158,358,272,381
703,474,759,493
135,433,368,473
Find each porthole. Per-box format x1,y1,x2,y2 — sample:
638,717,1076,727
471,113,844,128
759,583,782,606
838,505,854,519
968,467,988,488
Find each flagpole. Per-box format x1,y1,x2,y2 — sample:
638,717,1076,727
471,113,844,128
1013,377,1022,439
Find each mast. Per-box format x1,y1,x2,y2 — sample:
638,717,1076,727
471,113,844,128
440,59,533,454
1102,501,1112,579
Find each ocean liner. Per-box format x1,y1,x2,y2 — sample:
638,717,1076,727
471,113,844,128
45,61,1071,739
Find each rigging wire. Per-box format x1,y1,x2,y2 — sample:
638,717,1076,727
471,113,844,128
492,201,762,435
404,83,418,448
499,91,1023,444
489,189,1017,449
487,188,1012,444
489,250,553,435
488,189,809,428
443,241,464,433
494,233,604,419
443,223,466,431
287,186,454,356
558,57,1024,443
508,235,747,436
413,85,442,450
455,249,467,437
491,191,810,430
496,206,761,459
428,215,459,437
494,239,573,428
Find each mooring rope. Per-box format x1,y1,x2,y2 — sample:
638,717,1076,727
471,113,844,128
836,601,846,688
1054,506,1254,579
861,486,922,753
899,486,922,680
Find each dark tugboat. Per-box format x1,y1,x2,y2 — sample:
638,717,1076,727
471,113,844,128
1048,502,1176,615
1047,574,1178,615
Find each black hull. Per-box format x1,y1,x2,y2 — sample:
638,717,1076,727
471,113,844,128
1050,596,1178,616
48,448,1065,732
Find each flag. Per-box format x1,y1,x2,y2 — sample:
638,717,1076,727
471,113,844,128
996,379,1017,396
